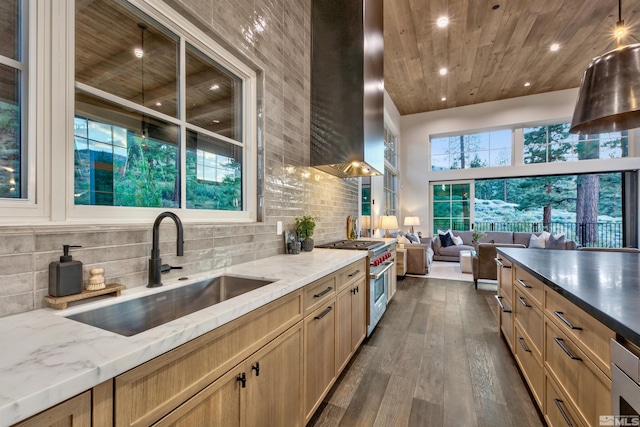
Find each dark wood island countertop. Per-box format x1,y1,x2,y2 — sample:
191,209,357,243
497,247,640,346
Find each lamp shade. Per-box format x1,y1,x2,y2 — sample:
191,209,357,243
379,215,399,230
361,215,371,228
570,43,640,134
403,216,420,227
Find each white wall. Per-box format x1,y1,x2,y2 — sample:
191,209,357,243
399,88,640,237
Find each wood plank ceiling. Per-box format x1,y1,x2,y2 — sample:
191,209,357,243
384,0,640,116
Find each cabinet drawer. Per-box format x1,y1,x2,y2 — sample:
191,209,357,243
544,319,611,427
545,288,614,378
514,267,544,308
514,324,544,408
336,259,367,292
496,294,514,351
545,373,585,427
514,287,543,358
115,290,302,427
303,275,336,316
496,256,513,300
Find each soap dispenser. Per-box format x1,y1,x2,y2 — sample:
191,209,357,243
49,245,83,297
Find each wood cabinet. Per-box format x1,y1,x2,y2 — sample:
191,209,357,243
13,392,91,427
155,323,303,427
500,260,614,427
396,248,407,277
336,268,367,373
495,255,514,350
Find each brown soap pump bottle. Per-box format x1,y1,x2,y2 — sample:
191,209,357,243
48,245,83,297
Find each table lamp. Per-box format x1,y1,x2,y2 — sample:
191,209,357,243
404,216,420,233
379,215,399,238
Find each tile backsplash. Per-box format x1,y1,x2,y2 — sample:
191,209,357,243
0,0,361,317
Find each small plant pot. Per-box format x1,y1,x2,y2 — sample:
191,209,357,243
302,238,314,252
288,241,301,254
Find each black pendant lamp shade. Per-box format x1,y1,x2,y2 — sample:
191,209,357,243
570,43,640,134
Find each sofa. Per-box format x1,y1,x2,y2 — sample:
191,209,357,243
431,230,475,261
404,237,434,274
470,231,579,287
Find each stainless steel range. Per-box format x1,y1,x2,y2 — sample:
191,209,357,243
316,240,394,336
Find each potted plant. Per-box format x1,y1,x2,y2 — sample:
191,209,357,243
295,215,316,252
472,228,486,251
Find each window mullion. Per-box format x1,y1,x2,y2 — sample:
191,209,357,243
179,36,187,210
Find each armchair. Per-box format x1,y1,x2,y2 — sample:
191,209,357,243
404,237,434,275
472,242,525,287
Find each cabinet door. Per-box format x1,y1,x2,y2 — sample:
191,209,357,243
336,288,354,374
14,392,91,427
153,366,243,427
351,278,366,352
245,323,303,427
304,302,336,423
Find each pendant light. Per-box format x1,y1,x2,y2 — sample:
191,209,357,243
570,0,640,134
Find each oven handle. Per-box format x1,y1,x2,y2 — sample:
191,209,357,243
371,261,394,279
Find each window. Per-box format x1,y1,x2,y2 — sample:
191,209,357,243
74,0,253,216
0,0,25,199
383,166,397,216
431,129,511,171
432,182,471,233
384,125,397,168
523,123,628,164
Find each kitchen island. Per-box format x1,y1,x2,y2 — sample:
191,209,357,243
496,247,640,427
0,249,368,426
498,247,640,346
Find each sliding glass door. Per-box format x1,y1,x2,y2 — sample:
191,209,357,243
431,181,473,234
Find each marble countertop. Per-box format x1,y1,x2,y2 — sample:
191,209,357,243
498,247,640,346
0,248,371,426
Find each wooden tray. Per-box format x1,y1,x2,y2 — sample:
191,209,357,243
44,283,126,310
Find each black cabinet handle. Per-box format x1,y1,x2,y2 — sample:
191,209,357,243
348,269,361,277
517,296,531,307
518,337,531,352
554,337,582,361
314,287,333,298
516,279,531,289
495,295,512,313
494,258,511,268
237,373,246,388
252,362,260,377
314,306,333,320
554,311,582,330
352,288,357,295
553,398,574,427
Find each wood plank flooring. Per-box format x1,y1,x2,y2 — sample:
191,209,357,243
308,277,545,427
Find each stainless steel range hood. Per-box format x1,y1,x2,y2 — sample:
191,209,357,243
310,0,384,178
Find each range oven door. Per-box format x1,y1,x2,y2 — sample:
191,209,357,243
611,338,640,424
368,261,392,336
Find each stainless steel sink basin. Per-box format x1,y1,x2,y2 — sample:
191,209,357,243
65,275,274,336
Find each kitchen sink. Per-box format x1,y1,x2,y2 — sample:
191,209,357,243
65,275,275,336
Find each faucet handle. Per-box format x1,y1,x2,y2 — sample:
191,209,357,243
160,264,183,273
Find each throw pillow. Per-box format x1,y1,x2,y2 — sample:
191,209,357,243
529,233,546,249
440,231,454,248
397,235,410,245
405,233,418,243
452,234,463,245
411,232,421,243
438,229,453,237
546,233,566,250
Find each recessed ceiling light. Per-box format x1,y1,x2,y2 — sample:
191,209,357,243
550,43,560,52
212,119,220,124
155,102,162,106
439,68,448,76
524,82,531,87
436,16,449,28
209,84,220,91
441,97,447,101
134,48,144,58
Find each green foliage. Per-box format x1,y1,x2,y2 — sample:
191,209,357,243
295,215,316,240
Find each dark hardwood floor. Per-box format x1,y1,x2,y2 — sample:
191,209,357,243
308,276,545,427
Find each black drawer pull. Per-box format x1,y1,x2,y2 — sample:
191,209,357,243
516,279,531,289
554,311,582,330
494,295,512,313
237,373,246,388
348,269,361,277
494,258,511,268
517,296,531,307
314,287,333,298
554,398,574,427
554,337,582,361
517,337,531,352
314,306,333,320
251,362,260,376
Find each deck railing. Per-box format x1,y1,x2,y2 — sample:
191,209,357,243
451,221,623,248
